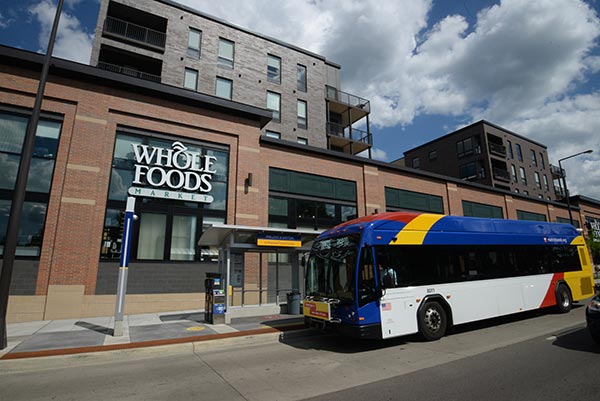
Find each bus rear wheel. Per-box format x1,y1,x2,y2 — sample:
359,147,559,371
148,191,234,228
418,301,447,341
555,283,572,313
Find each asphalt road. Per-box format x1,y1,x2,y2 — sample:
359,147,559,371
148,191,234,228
1,306,598,401
304,326,600,401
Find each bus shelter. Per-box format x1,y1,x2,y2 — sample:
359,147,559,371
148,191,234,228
198,224,321,321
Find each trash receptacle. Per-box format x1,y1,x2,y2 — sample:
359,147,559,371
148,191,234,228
286,291,301,315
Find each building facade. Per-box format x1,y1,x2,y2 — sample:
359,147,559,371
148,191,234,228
402,120,563,201
2,45,598,323
90,0,373,157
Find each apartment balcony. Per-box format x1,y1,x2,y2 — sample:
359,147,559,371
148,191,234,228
103,16,166,51
325,85,370,126
554,185,566,197
492,167,511,182
327,122,372,155
98,61,161,83
550,164,565,178
488,142,507,157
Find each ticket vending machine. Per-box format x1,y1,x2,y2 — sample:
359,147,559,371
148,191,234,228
204,272,225,324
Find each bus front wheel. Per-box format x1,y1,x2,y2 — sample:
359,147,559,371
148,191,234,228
555,283,572,313
418,301,447,341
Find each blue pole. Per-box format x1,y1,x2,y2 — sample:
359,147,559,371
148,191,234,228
114,196,136,336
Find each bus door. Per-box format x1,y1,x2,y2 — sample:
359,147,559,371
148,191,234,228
379,287,418,338
378,258,419,339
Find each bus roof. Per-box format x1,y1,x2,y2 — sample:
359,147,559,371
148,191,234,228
317,212,582,246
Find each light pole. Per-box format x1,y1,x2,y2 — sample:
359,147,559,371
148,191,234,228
0,0,64,350
558,149,593,226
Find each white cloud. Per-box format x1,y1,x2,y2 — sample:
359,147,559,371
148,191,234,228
28,0,93,63
182,0,600,198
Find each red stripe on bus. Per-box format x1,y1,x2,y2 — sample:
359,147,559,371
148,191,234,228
539,272,564,308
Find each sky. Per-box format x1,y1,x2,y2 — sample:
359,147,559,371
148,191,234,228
1,0,599,199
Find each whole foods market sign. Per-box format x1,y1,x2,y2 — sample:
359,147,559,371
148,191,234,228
127,141,217,203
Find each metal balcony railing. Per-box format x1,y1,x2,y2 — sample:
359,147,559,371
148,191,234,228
550,164,565,177
326,122,372,145
554,185,566,196
488,142,506,157
492,167,511,182
98,61,161,83
325,86,370,112
103,16,166,49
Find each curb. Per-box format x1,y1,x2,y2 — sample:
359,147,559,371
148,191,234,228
1,323,306,361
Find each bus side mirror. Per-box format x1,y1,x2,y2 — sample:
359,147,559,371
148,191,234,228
301,255,306,268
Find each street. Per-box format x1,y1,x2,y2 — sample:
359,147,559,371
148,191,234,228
1,306,598,401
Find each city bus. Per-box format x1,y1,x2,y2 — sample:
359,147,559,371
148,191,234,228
303,212,595,341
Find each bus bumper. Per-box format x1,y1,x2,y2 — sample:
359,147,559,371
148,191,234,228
304,316,382,339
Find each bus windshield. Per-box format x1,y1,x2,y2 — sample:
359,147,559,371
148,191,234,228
306,235,359,302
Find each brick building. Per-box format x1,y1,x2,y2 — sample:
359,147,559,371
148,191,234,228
90,0,373,157
2,44,598,323
401,120,564,201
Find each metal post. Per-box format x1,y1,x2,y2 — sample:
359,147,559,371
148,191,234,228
558,149,593,227
113,196,136,336
0,0,64,350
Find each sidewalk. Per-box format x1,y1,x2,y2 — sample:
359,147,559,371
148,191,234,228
0,310,305,360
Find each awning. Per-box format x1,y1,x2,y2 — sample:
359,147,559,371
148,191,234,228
198,224,322,251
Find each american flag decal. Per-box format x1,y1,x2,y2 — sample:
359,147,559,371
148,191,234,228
382,303,392,311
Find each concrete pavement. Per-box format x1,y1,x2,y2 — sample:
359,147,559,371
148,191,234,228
1,309,305,360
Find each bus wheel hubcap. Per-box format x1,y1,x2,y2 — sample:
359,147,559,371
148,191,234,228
425,309,441,331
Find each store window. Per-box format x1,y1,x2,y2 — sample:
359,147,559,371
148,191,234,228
517,210,547,222
268,168,357,230
0,111,62,257
101,130,228,262
462,200,503,219
385,187,444,214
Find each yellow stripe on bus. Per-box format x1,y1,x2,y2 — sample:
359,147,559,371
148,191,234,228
389,214,444,245
564,235,595,300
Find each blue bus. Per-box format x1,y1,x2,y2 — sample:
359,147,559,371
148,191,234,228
303,212,595,340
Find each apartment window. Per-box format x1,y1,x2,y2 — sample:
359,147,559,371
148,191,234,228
540,153,546,170
428,150,437,161
519,167,527,184
187,28,202,59
516,143,523,161
543,174,549,191
507,140,514,159
531,150,537,167
265,130,281,139
297,100,307,128
266,92,281,122
534,171,541,188
412,157,420,169
456,136,478,158
183,68,198,90
297,64,307,92
267,54,281,83
218,38,234,68
459,162,477,179
215,77,232,100
297,137,308,145
511,164,517,182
